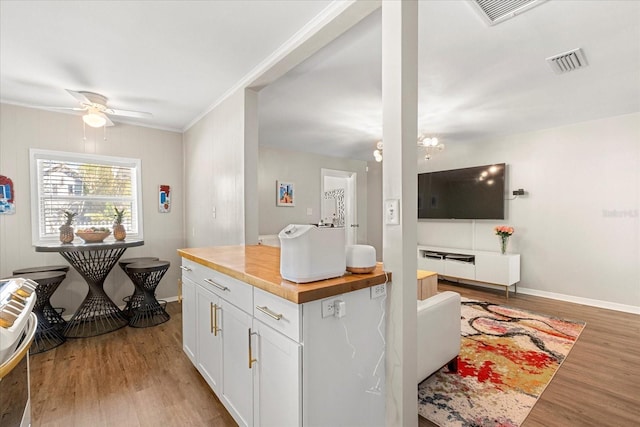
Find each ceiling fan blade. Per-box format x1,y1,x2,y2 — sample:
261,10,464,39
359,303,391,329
32,106,87,111
66,89,91,104
105,115,115,127
108,108,153,118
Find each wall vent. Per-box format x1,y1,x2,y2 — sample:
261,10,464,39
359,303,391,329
469,0,548,26
546,48,588,74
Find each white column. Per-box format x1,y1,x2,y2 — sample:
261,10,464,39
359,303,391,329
382,1,419,426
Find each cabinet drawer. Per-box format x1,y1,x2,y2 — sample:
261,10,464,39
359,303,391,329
180,258,207,284
253,287,301,343
444,259,475,280
182,258,253,314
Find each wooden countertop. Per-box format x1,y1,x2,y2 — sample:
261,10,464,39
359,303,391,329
177,245,391,304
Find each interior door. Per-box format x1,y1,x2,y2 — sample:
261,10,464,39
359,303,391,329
321,168,358,245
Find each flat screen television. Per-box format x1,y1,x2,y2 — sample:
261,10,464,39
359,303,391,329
418,163,506,220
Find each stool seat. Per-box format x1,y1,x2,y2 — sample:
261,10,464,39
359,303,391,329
12,271,67,354
119,257,160,318
118,257,160,268
12,265,70,275
125,260,170,328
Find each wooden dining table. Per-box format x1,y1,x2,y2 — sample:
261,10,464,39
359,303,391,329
35,239,144,338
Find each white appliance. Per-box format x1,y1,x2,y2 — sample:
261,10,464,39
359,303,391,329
279,224,346,283
0,278,38,427
345,244,377,273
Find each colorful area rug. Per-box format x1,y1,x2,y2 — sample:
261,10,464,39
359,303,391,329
418,299,585,427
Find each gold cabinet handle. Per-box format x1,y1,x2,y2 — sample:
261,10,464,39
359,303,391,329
248,328,258,369
210,303,221,336
213,304,220,336
204,278,229,292
180,265,192,272
256,305,283,321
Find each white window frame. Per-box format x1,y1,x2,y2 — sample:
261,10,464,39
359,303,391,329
29,149,144,245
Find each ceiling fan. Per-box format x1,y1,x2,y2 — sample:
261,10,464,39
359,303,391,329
41,89,152,128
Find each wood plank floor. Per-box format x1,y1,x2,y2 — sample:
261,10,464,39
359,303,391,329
30,302,236,427
29,282,639,427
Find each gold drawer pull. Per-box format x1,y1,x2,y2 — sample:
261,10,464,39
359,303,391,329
204,278,229,291
256,305,283,321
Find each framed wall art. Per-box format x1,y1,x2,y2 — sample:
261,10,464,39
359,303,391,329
276,180,295,207
0,175,15,214
159,184,171,213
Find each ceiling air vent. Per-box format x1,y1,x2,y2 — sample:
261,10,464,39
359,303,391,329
469,0,548,26
546,48,588,74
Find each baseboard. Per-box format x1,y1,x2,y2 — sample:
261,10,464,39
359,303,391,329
517,287,640,315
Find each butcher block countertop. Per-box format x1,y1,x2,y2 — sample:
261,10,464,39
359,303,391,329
177,245,390,304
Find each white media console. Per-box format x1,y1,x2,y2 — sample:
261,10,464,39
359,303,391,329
417,245,520,298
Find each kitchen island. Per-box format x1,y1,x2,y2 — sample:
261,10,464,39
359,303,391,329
178,244,389,303
178,244,390,427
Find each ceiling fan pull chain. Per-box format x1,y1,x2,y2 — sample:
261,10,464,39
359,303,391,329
103,124,107,141
83,121,87,141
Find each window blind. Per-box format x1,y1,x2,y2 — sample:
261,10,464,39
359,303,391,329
30,150,142,241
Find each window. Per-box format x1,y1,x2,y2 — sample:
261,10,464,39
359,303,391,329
30,149,143,244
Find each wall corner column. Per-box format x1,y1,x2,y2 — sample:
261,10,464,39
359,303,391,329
382,1,419,426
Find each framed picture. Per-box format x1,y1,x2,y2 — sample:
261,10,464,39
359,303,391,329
276,181,295,207
159,184,171,213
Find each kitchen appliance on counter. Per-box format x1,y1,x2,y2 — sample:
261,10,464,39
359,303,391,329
279,224,346,283
0,278,38,427
345,245,377,274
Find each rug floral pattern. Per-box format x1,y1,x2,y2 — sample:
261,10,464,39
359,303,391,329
418,299,585,427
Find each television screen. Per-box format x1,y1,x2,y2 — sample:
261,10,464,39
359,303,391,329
418,163,506,219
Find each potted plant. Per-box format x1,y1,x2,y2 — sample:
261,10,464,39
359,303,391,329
60,210,77,243
113,207,126,241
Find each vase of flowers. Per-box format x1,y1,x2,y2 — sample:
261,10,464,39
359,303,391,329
494,225,514,254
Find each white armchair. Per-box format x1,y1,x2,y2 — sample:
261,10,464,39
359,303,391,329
417,291,461,384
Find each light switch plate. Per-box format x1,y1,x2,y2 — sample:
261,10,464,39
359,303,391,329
385,199,400,225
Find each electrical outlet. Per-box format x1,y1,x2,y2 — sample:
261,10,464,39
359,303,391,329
370,284,386,299
321,299,335,318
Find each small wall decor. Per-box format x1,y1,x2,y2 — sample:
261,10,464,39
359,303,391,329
0,175,15,215
276,181,295,207
159,185,171,213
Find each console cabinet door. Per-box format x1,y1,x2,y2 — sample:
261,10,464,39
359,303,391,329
253,319,302,427
221,300,254,427
196,284,222,394
181,277,197,364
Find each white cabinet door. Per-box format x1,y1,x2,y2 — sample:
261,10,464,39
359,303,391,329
196,284,222,393
181,277,197,364
253,319,302,427
221,300,254,427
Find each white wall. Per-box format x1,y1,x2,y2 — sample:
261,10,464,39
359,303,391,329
0,103,184,313
258,145,369,243
367,160,383,260
415,112,640,310
183,89,258,247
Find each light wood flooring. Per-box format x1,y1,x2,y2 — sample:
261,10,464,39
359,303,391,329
30,282,640,427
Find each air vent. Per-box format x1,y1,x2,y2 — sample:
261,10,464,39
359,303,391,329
469,0,548,26
546,48,588,74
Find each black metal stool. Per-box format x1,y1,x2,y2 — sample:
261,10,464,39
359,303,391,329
125,260,171,328
118,257,160,318
12,265,69,332
13,271,67,353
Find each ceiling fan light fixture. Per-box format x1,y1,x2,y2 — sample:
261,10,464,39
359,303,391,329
83,110,107,128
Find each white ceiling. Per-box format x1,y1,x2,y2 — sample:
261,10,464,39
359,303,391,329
2,1,639,161
0,0,332,131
